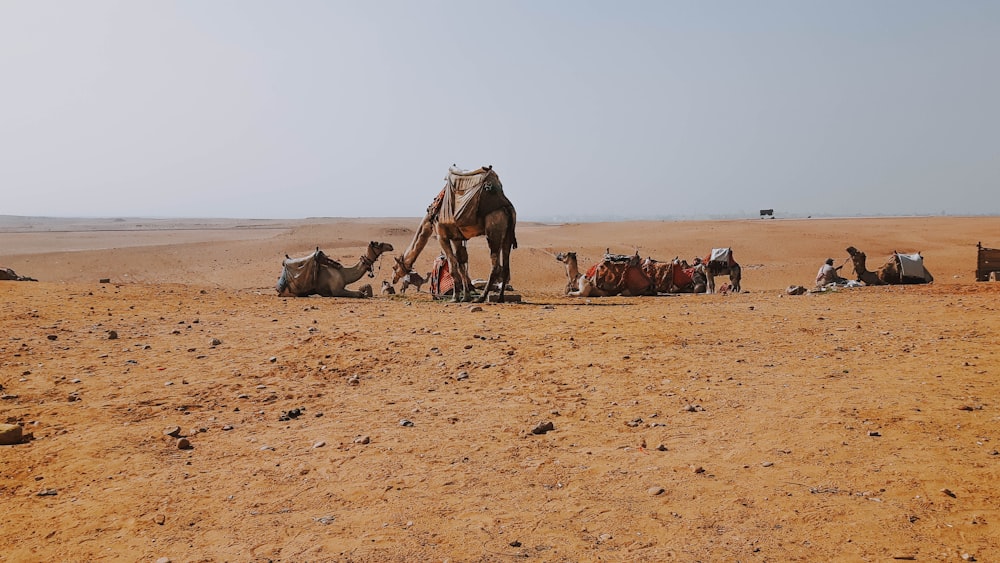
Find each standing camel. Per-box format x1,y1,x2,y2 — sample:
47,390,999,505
277,242,394,298
393,165,517,303
846,246,933,285
702,248,742,294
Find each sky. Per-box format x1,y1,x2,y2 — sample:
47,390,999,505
1,1,998,221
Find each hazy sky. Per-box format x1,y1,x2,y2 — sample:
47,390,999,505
2,1,997,220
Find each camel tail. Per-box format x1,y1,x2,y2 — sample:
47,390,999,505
507,206,518,250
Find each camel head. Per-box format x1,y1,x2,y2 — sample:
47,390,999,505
391,255,409,284
362,241,394,279
368,241,394,256
555,251,577,265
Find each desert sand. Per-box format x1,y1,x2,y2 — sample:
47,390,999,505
2,215,999,562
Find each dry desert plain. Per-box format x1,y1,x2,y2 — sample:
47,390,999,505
1,215,999,562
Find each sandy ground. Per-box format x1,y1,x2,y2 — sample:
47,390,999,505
1,216,999,562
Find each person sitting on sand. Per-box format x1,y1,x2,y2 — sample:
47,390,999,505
815,258,846,287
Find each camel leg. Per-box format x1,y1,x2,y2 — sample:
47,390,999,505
439,240,463,303
706,272,716,294
328,288,371,298
731,265,742,293
477,236,504,303
455,243,476,302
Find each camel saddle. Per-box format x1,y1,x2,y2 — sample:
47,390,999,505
707,248,736,267
437,165,511,239
276,249,341,296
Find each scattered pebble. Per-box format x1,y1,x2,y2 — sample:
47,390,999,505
210,338,222,347
762,461,774,467
468,306,483,312
313,441,326,449
531,421,554,435
941,488,957,498
163,426,181,438
37,489,58,496
868,431,881,437
107,330,118,340
177,438,193,450
647,486,665,496
354,436,370,444
399,419,414,427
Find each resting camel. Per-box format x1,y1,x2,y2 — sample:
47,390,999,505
278,241,393,298
846,246,933,285
556,251,654,297
702,250,742,294
393,165,516,303
641,257,706,294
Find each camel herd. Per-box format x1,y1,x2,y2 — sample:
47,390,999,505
274,165,940,301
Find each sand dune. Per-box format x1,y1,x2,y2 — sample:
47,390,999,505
1,216,999,561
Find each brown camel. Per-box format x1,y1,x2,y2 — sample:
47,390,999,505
641,257,706,294
702,248,742,294
846,246,933,285
393,165,517,303
556,251,654,297
277,242,393,298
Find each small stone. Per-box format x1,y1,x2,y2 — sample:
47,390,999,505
107,330,118,340
468,306,483,312
509,540,522,547
163,426,181,437
347,375,360,385
692,466,705,474
531,421,554,435
313,441,326,448
156,558,171,563
269,356,277,363
154,514,165,525
99,278,111,284
177,438,193,450
210,338,222,347
47,334,57,341
222,425,233,431
399,419,414,427
655,444,668,451
868,431,881,437
941,488,957,498
0,423,24,445
762,461,774,467
37,489,58,496
647,486,665,496
456,371,469,381
354,435,370,444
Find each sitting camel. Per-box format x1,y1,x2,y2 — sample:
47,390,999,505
556,251,654,297
641,257,706,294
846,246,933,285
277,241,394,298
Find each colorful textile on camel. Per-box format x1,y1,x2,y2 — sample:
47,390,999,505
438,166,507,239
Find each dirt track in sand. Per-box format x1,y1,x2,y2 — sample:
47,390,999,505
1,216,999,562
